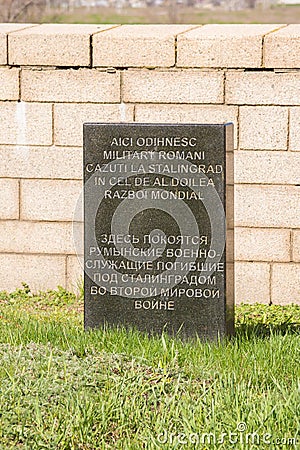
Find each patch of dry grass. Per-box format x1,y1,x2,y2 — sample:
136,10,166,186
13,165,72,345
42,5,300,24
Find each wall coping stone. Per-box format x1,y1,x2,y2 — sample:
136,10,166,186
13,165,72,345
0,23,299,69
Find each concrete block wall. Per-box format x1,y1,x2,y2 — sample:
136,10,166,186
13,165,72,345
0,23,299,304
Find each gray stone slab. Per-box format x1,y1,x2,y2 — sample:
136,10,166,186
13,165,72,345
83,123,234,339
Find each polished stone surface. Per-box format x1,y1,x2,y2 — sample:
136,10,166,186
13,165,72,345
84,123,234,339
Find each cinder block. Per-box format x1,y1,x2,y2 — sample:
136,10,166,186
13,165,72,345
122,70,224,104
0,254,66,292
0,102,52,146
54,103,134,146
72,220,83,258
0,68,19,100
239,106,288,150
0,24,36,65
8,24,117,67
21,69,120,103
290,108,300,151
235,185,300,228
292,231,300,262
21,180,82,221
226,71,300,105
177,24,283,68
0,146,82,179
271,263,300,305
235,150,300,185
235,261,270,304
264,25,300,68
135,104,238,147
67,255,84,292
0,179,19,219
0,221,76,254
93,24,195,68
235,228,290,262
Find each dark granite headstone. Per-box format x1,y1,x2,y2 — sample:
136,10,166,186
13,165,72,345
83,123,234,339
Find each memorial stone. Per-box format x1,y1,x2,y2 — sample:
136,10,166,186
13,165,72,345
84,123,234,339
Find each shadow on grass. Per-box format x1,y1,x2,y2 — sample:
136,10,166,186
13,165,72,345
234,303,300,340
235,322,300,339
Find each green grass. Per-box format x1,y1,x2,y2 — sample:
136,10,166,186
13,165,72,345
41,5,300,25
0,284,299,449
